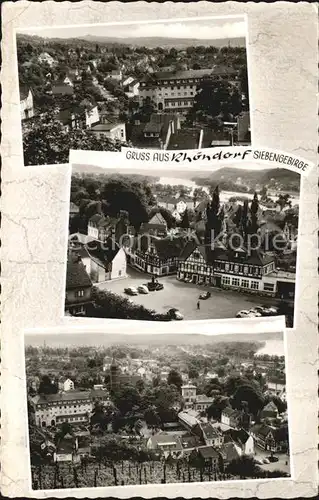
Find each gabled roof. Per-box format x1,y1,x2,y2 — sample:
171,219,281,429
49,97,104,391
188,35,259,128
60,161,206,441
149,433,182,449
222,407,241,419
148,213,167,226
70,202,79,213
198,446,220,460
153,236,187,260
251,423,273,438
66,253,92,290
220,442,241,462
262,401,278,412
20,86,32,101
224,428,251,446
37,390,91,405
56,436,75,454
85,238,121,270
199,423,222,439
179,239,198,260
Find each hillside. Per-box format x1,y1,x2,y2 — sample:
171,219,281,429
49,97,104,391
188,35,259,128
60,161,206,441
192,167,300,192
17,32,246,49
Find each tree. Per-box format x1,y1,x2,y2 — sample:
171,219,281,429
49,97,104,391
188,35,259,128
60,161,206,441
112,385,142,416
276,194,292,211
179,209,190,229
206,396,230,421
23,119,129,166
144,406,161,428
205,185,223,244
38,375,58,395
187,77,242,125
232,383,265,417
167,369,183,389
188,367,199,380
193,187,208,207
100,178,152,231
226,455,261,479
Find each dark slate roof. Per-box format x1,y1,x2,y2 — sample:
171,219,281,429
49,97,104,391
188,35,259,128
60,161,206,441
20,86,31,101
154,236,188,260
220,442,241,462
167,129,200,150
214,249,275,267
85,238,121,269
179,239,198,260
144,122,163,134
222,407,241,418
37,390,91,405
251,423,273,438
66,253,92,290
224,428,250,445
198,446,220,459
56,436,75,454
200,423,221,439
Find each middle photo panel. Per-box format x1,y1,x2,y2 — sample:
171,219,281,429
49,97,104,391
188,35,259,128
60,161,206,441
66,162,299,327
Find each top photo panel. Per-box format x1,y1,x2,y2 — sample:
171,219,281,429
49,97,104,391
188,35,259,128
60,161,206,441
16,16,250,167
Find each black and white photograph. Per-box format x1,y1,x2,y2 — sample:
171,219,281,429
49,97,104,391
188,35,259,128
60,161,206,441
25,330,290,490
16,15,250,166
66,163,299,326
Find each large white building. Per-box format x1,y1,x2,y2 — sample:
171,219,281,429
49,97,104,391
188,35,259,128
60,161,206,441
139,67,239,113
32,389,109,428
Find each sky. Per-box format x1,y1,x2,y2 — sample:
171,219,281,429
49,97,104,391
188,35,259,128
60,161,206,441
25,331,282,348
18,16,247,40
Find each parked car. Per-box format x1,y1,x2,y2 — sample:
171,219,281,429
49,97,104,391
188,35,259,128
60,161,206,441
236,310,261,318
138,285,149,294
248,309,262,317
155,283,164,291
199,291,211,300
255,459,264,465
262,458,270,464
267,455,279,463
167,308,184,320
184,277,192,283
124,287,138,296
253,306,278,316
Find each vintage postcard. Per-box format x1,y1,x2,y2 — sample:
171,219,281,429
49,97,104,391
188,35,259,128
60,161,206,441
16,15,250,167
24,329,290,492
65,162,299,327
1,1,318,499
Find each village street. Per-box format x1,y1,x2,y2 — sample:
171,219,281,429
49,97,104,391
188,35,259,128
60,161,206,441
96,267,278,321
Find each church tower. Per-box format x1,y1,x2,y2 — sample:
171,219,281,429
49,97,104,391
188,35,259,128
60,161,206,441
110,355,120,391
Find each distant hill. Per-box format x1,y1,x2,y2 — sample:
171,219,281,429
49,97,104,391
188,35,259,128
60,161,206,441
17,32,246,49
79,35,246,49
192,167,300,192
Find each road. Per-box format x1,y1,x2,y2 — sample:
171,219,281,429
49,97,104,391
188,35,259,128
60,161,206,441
96,268,279,321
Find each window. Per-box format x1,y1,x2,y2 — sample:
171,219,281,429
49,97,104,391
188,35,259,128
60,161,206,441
251,281,259,290
222,276,231,285
263,282,275,292
244,266,249,274
232,278,240,287
225,263,230,271
234,265,239,273
118,270,122,277
241,279,249,288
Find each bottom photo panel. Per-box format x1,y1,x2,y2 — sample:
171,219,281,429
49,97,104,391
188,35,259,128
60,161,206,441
25,329,290,491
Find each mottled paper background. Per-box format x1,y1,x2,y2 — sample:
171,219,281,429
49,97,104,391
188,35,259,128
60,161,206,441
1,1,318,498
